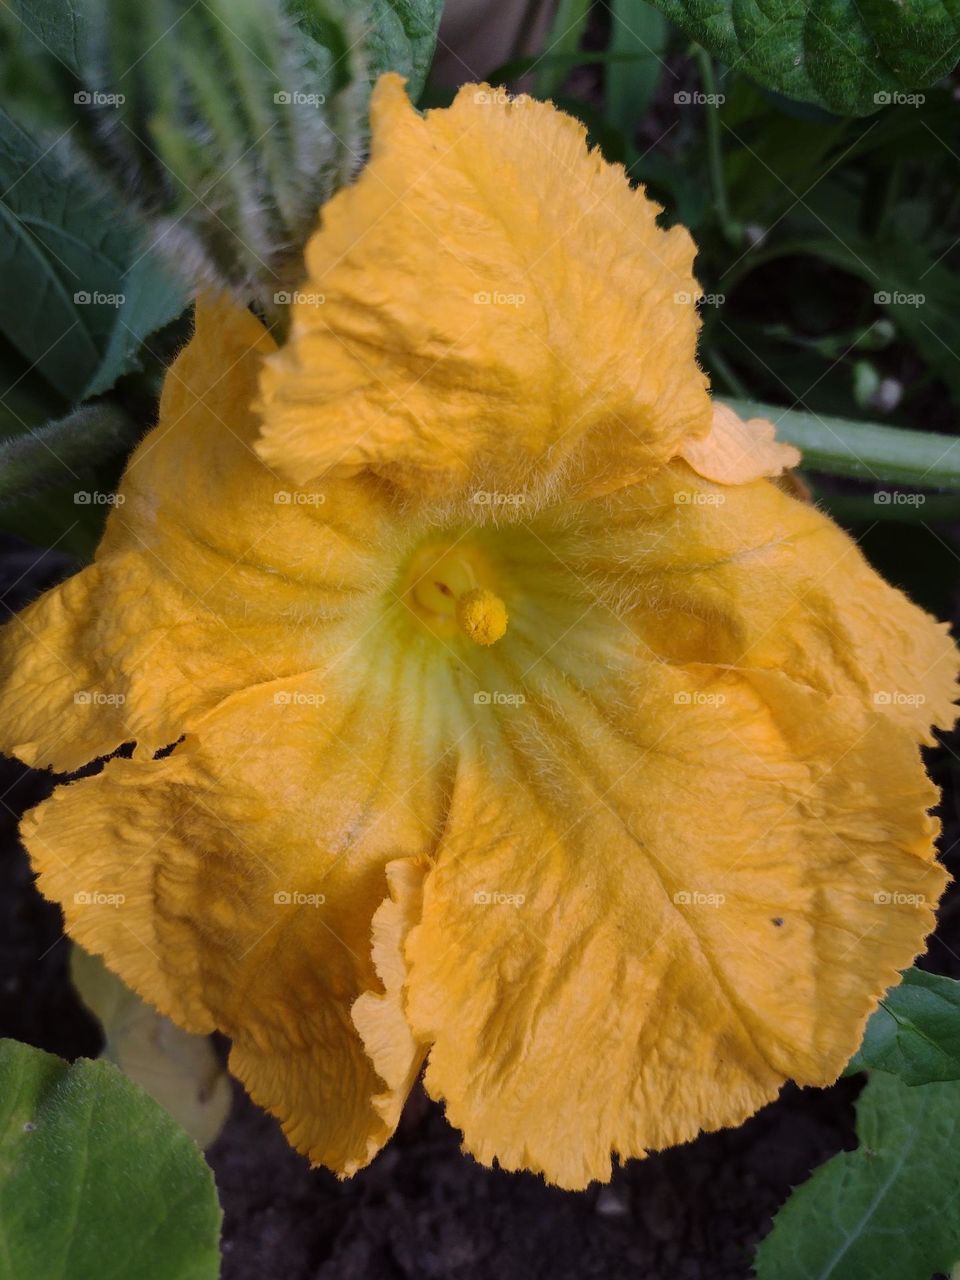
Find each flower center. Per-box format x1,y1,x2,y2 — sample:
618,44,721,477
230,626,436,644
406,544,508,647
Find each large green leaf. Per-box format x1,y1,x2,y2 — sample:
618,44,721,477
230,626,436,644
0,1038,221,1280
846,968,960,1085
647,0,960,115
0,107,184,405
754,1071,960,1280
366,0,443,98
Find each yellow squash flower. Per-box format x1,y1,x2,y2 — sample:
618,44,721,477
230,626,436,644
1,75,956,1190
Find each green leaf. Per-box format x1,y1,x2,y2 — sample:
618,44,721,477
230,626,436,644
366,0,443,99
718,82,848,225
721,397,960,487
846,968,960,1085
646,0,960,115
0,1038,221,1280
0,107,185,404
71,948,232,1150
0,0,84,128
754,1071,960,1280
4,0,83,68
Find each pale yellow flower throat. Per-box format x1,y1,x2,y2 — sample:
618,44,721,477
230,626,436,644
407,545,508,647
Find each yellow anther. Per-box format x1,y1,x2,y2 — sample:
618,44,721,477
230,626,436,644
455,587,508,647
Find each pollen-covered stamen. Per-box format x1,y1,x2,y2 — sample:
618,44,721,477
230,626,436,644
456,588,508,646
406,545,508,646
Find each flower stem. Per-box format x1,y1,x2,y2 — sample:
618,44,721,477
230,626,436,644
720,398,960,489
694,47,738,245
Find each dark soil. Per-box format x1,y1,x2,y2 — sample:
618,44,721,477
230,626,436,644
2,533,958,1280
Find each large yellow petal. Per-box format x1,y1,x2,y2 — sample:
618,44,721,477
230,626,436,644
257,74,710,497
406,661,945,1190
538,463,956,743
0,293,402,772
22,661,449,1173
